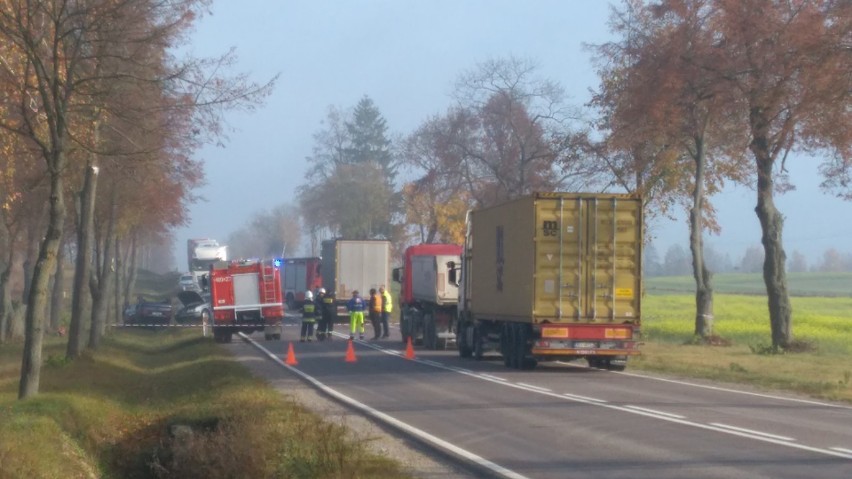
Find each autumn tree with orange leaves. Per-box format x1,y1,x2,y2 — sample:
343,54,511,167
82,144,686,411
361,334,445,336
0,0,275,399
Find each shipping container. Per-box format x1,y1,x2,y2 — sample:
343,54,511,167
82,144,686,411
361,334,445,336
321,239,391,319
455,193,642,370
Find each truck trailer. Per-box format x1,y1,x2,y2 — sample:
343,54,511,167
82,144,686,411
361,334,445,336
321,239,391,321
393,243,462,350
281,257,322,309
451,193,643,370
209,258,285,343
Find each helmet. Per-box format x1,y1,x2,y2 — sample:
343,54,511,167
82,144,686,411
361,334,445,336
318,288,326,294
305,290,314,300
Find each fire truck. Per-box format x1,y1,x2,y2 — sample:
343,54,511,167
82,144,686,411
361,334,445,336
281,257,322,310
208,258,285,343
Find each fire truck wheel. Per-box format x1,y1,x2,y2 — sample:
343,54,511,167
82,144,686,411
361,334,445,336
224,331,233,343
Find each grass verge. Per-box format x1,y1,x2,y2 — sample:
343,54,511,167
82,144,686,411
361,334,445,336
636,293,852,402
0,330,409,479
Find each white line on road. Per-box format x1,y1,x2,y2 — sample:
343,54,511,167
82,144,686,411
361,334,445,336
562,393,607,403
831,447,852,454
710,423,795,442
480,374,508,382
240,333,532,479
516,383,552,393
624,405,686,419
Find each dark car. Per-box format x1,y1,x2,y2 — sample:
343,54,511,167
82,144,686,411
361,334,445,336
126,298,173,327
175,290,211,325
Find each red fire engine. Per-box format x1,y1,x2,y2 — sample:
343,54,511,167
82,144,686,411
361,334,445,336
209,258,285,343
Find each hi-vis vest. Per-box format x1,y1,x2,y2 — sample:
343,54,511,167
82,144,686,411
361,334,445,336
303,301,316,319
371,294,382,313
382,291,393,313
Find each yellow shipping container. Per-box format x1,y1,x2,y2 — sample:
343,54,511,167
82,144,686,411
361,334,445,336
467,193,642,325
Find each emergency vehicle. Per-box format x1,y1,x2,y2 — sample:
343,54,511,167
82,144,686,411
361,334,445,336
208,258,285,343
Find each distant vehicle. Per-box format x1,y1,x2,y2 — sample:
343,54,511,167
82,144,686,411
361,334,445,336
321,239,391,321
187,238,228,288
209,258,285,343
175,290,211,325
178,273,198,291
125,298,173,327
281,257,322,309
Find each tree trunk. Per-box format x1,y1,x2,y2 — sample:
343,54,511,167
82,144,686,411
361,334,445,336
89,205,116,350
0,223,12,343
113,235,123,328
689,136,714,338
123,234,139,311
750,111,792,348
19,171,66,399
67,164,99,360
50,238,66,331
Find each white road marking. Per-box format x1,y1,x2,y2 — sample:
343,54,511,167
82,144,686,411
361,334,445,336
516,383,552,393
831,447,852,454
480,374,508,382
710,423,795,442
240,333,532,479
613,369,852,410
563,393,607,403
624,405,686,419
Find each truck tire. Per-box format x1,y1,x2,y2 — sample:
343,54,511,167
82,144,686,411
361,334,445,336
224,331,233,343
286,293,295,310
424,317,436,350
400,310,409,345
502,323,513,368
473,324,484,361
517,324,537,370
458,322,473,358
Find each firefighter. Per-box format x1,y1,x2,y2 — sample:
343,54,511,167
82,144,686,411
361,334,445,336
300,290,316,342
379,285,392,339
347,290,366,340
316,288,335,340
368,288,383,339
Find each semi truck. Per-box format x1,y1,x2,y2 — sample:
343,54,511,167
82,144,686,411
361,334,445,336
320,239,391,321
281,257,322,310
208,258,285,343
450,193,643,370
187,238,228,288
393,244,462,350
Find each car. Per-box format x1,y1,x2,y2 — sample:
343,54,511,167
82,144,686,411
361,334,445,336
178,273,198,291
175,290,211,326
126,298,173,327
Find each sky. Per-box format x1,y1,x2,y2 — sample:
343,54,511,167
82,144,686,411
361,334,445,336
173,0,852,271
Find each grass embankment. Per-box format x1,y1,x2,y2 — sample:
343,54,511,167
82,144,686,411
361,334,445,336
0,330,407,479
637,280,852,402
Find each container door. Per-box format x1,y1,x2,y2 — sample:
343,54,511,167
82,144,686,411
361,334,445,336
584,197,641,322
534,197,583,320
295,262,307,292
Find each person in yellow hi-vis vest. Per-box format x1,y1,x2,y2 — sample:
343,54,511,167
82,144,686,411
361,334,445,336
379,285,392,339
347,290,366,340
300,290,316,342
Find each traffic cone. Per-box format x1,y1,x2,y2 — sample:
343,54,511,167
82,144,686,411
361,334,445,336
405,336,416,360
285,342,298,366
345,339,357,363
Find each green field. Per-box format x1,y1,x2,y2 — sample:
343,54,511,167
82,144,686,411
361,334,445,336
637,273,852,402
646,271,852,297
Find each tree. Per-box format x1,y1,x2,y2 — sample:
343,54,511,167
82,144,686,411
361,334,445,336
449,57,593,207
740,246,764,274
0,0,275,398
300,97,398,241
591,0,752,338
227,204,302,259
644,242,663,277
709,0,851,348
663,244,691,276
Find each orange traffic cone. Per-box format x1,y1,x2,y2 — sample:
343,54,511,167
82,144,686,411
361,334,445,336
405,336,416,360
285,342,298,366
345,339,357,363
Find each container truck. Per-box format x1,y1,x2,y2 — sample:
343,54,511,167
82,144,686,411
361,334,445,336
187,238,228,288
450,193,643,370
393,244,462,349
321,239,391,321
281,257,322,309
208,258,285,343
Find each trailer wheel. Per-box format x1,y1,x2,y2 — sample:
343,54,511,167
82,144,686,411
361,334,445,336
458,322,473,358
516,325,537,370
424,316,436,350
473,324,484,361
502,323,513,368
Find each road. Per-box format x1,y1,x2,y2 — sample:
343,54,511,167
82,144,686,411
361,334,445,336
226,316,852,479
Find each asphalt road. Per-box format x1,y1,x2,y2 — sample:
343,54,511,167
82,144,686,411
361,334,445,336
228,317,852,479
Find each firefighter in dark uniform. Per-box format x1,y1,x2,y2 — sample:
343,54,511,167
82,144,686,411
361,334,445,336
316,288,336,340
300,290,316,342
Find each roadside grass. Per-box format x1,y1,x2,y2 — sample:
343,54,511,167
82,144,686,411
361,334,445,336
637,293,852,402
0,330,409,479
